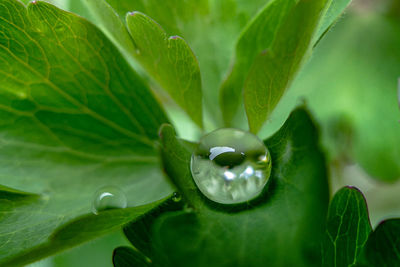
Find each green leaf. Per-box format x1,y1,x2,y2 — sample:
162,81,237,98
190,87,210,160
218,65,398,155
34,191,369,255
77,1,204,127
219,0,296,127
87,0,268,126
126,12,203,128
244,0,329,133
321,187,372,266
80,0,136,60
122,106,329,266
113,246,151,267
363,219,400,266
313,0,351,45
0,0,172,264
220,0,350,129
321,187,400,266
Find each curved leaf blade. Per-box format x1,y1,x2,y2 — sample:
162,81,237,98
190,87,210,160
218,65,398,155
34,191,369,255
219,0,350,130
219,0,296,126
244,0,328,133
126,12,203,128
0,0,172,264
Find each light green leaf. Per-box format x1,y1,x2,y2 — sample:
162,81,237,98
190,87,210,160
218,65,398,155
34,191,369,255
321,187,372,266
219,0,296,127
220,0,350,129
122,107,329,266
88,0,268,127
244,0,328,133
0,0,172,264
126,12,203,128
77,0,204,127
79,0,138,68
313,0,351,45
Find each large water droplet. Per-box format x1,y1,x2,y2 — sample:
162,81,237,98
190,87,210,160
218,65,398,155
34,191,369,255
92,186,127,215
191,128,272,204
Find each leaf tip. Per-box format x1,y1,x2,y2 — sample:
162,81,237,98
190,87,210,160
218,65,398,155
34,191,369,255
158,123,176,141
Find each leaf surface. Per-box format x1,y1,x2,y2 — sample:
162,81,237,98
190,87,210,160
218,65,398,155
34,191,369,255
243,0,328,133
0,0,172,264
126,12,203,127
321,186,400,266
121,107,329,266
220,0,350,129
321,187,372,266
85,0,268,126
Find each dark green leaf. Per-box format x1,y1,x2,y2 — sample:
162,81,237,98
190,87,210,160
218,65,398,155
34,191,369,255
363,219,400,266
113,246,151,267
123,106,329,266
0,0,172,264
321,187,372,266
244,0,328,133
126,12,203,128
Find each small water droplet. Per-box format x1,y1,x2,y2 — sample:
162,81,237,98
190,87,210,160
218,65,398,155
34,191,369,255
92,186,127,215
190,128,272,204
172,192,182,202
135,48,141,55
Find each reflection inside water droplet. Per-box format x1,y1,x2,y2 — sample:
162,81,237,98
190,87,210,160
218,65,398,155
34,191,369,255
92,186,127,215
190,128,272,204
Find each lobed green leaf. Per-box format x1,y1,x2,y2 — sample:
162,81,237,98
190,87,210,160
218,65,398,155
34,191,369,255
120,106,330,266
0,0,172,264
126,11,203,128
321,187,372,266
88,0,268,127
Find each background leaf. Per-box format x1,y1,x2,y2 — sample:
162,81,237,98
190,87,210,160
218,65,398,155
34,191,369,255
244,0,329,133
85,0,268,128
220,0,350,129
321,187,372,266
121,107,329,266
0,0,172,264
126,12,203,128
219,0,295,127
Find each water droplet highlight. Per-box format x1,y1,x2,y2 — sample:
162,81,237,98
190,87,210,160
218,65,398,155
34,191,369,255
92,186,127,215
190,128,272,204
